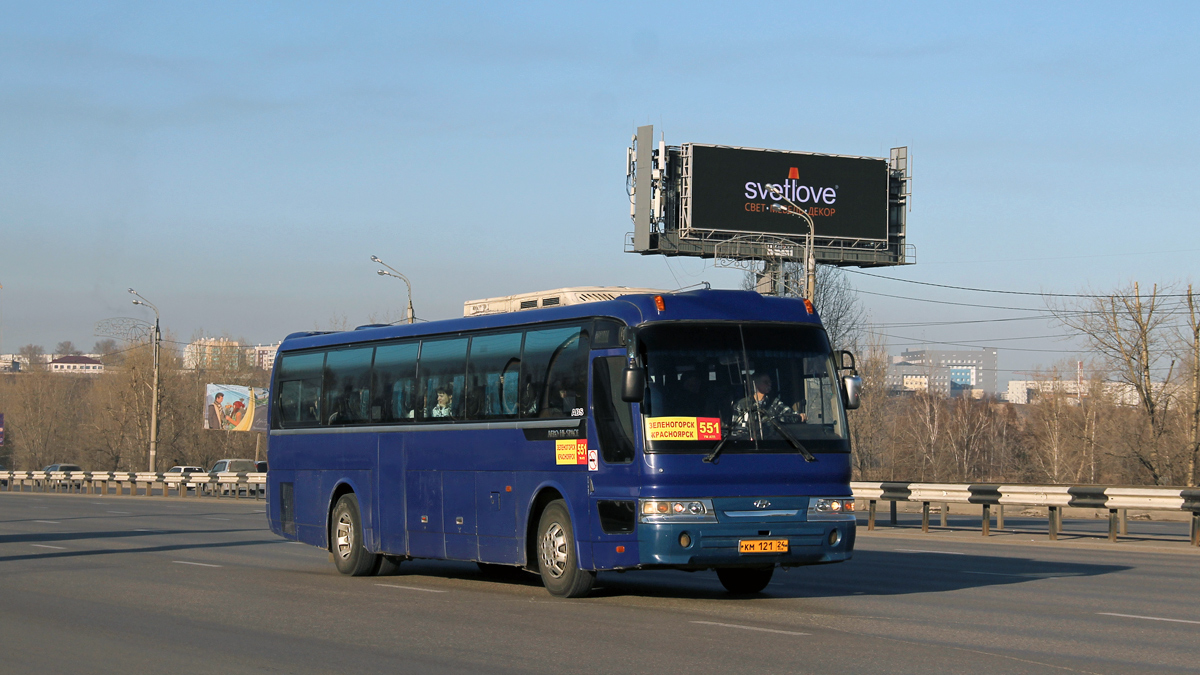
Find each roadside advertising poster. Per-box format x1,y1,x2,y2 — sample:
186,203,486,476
205,384,268,432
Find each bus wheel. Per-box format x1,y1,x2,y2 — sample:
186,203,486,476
331,493,378,576
716,566,774,594
536,500,595,598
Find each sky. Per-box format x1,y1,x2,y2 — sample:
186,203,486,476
2,1,1197,385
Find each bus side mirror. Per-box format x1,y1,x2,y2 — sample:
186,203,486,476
622,366,645,403
838,350,857,374
842,375,862,410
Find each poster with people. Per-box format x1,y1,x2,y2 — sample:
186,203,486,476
205,384,268,432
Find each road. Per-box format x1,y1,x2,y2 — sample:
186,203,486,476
1,492,1196,674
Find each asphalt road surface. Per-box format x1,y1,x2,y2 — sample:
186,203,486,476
1,493,1196,674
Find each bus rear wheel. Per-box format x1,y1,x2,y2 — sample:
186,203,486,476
536,500,595,598
331,493,378,576
716,566,774,594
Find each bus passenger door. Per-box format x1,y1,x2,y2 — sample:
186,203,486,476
588,354,642,569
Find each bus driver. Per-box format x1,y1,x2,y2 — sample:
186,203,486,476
732,372,806,435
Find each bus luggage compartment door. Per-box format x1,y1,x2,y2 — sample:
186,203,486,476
477,471,519,564
406,470,444,559
442,471,478,560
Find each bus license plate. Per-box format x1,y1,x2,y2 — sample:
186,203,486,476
739,539,789,554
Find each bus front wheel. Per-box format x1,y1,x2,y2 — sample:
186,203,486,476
536,500,595,598
716,566,774,594
331,493,378,576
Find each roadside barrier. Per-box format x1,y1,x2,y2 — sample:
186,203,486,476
852,481,1200,546
0,470,266,499
5,471,1195,546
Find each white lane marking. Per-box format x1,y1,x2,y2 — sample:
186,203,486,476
1098,612,1200,625
205,517,230,521
690,621,810,636
106,511,130,514
894,548,966,555
133,529,165,533
34,520,61,524
375,584,448,594
172,560,222,568
288,542,306,545
31,544,66,550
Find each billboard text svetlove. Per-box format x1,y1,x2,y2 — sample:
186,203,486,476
686,145,889,241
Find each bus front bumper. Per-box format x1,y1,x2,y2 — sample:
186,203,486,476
635,519,855,568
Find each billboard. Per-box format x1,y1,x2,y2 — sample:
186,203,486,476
684,144,890,241
205,384,268,432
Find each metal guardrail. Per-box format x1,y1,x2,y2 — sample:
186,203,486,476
0,470,266,499
852,481,1200,546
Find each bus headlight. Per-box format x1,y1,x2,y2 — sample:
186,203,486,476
808,498,856,521
639,499,717,523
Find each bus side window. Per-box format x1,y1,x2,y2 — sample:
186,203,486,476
418,338,468,422
592,356,634,463
275,351,325,428
522,325,591,419
323,347,373,426
465,331,522,421
374,342,419,423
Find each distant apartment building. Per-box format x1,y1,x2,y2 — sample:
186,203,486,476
1005,378,1164,406
887,348,999,397
49,355,105,374
183,337,245,370
252,343,280,371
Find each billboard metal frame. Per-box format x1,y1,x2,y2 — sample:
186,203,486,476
627,125,912,269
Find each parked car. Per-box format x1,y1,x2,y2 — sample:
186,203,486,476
209,459,256,473
255,461,268,472
165,465,205,494
43,463,84,490
210,459,257,496
43,463,82,472
165,465,203,474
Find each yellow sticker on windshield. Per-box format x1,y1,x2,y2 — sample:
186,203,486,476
555,439,588,465
646,417,721,441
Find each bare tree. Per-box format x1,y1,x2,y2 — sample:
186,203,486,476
1051,283,1177,484
54,341,80,356
92,339,119,356
848,330,894,480
1176,284,1199,487
18,344,45,371
743,264,865,350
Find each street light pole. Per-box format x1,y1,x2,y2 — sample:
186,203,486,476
129,289,161,473
766,186,817,302
371,255,415,324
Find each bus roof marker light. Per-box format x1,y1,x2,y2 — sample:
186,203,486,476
803,299,815,315
654,295,666,312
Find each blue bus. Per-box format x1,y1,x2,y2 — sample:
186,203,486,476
266,289,861,597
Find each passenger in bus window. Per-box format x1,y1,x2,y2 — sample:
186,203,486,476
431,386,454,418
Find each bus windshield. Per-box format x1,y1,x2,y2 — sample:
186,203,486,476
639,323,848,454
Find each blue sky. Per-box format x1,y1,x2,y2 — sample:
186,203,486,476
2,1,1197,381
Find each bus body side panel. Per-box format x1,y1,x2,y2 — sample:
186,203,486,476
269,432,376,551
377,433,407,555
401,427,593,566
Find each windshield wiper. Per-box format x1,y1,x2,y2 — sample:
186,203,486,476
764,414,816,462
702,435,730,464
